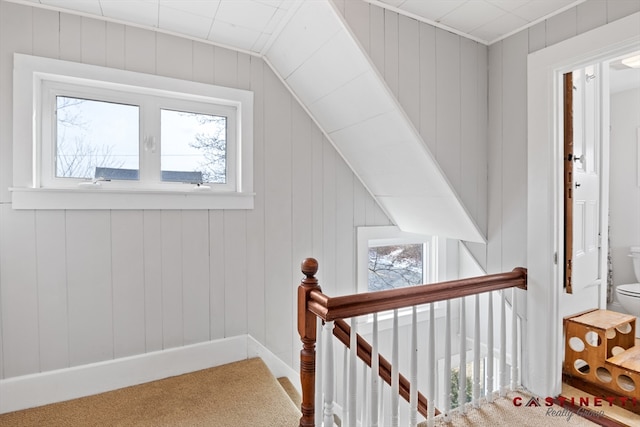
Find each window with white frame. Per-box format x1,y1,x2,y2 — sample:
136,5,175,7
12,53,253,210
357,226,440,294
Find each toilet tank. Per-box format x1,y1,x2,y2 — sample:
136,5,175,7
630,246,640,282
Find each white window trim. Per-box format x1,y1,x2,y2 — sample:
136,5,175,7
356,226,448,327
11,53,254,210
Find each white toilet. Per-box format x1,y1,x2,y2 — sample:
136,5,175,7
615,246,640,337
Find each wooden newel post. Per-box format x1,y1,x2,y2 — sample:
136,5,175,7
298,258,320,427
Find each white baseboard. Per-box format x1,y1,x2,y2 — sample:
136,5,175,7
0,335,250,414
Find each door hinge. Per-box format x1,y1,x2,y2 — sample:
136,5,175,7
554,252,558,265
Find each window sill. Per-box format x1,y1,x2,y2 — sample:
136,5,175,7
10,187,255,210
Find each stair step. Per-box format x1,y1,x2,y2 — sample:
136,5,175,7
277,377,301,408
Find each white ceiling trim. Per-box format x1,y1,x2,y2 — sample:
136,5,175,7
364,0,587,45
4,0,264,57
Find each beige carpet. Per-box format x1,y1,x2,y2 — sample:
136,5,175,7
431,390,600,427
0,358,301,427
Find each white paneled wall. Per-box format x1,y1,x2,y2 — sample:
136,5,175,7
0,0,391,379
334,0,489,242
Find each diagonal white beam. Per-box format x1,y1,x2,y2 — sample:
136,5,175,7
266,0,484,242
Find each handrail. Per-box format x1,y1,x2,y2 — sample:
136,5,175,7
332,319,439,419
297,257,528,427
308,267,527,321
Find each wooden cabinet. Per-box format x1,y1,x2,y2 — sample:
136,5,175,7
564,309,639,398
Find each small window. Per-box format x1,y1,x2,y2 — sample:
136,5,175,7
358,226,439,294
12,53,253,210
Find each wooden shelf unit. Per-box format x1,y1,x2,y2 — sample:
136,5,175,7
564,309,639,399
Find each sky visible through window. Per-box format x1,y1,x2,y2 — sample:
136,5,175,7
55,96,226,183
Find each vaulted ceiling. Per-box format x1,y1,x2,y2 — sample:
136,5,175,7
10,0,584,242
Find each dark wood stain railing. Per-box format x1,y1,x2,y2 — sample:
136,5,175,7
297,257,527,427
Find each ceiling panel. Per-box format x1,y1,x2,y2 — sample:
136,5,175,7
284,31,370,105
439,1,504,34
470,11,528,43
159,6,213,39
159,0,220,19
214,0,280,32
510,0,576,22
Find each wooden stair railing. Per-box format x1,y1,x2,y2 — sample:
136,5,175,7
297,257,527,427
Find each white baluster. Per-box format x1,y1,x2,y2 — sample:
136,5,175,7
499,290,507,397
371,313,379,427
391,309,399,427
473,295,481,408
379,379,386,426
342,346,348,426
349,317,357,427
427,303,436,427
410,306,418,427
443,300,451,421
361,360,367,426
323,321,335,427
487,292,494,403
459,296,467,413
316,318,323,427
511,288,519,390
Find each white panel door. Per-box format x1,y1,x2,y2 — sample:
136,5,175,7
572,66,600,290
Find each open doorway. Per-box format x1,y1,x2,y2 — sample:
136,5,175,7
527,12,640,398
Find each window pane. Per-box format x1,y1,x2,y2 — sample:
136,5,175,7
368,243,424,292
56,96,139,180
161,109,227,183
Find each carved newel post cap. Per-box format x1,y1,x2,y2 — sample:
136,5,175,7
301,258,318,278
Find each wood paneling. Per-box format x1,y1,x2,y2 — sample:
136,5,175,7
160,210,184,349
399,15,420,128
35,210,69,371
500,30,528,270
81,17,107,66
66,210,113,366
143,210,163,352
0,0,32,204
111,211,145,358
0,206,39,377
59,13,81,62
223,210,248,338
183,210,212,344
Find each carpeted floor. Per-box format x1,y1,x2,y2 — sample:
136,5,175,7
0,358,301,427
431,390,601,427
1,362,615,427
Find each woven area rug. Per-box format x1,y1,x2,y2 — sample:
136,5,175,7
431,390,601,427
0,358,301,427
